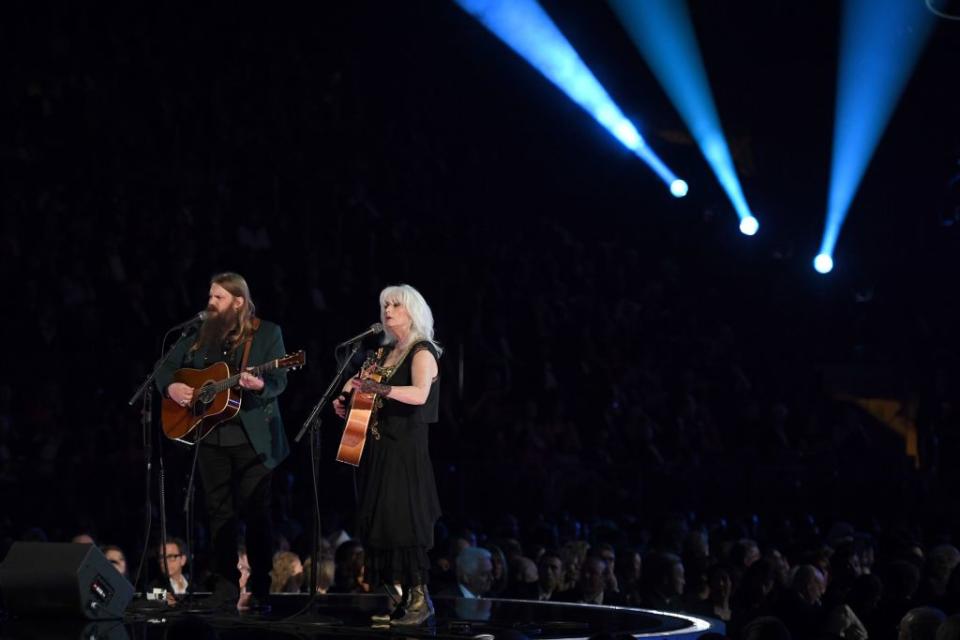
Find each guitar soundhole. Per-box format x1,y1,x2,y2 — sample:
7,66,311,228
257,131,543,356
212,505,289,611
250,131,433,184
198,385,216,405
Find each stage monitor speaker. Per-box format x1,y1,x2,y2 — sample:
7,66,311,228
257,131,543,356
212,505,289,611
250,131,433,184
0,542,133,619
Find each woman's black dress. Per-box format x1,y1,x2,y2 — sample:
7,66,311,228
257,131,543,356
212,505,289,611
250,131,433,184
356,341,442,587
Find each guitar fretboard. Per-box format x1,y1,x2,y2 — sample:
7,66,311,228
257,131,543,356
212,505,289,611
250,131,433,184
207,360,280,395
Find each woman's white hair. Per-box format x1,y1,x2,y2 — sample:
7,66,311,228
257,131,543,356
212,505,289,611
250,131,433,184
379,284,443,356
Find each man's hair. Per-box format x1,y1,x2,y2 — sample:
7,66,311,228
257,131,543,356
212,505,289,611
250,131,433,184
457,546,492,581
161,537,187,556
209,271,257,349
790,564,822,592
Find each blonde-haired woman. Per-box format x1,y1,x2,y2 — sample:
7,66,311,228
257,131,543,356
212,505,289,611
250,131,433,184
334,284,442,626
270,551,305,593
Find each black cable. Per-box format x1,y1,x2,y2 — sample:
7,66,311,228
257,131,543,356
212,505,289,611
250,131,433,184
179,436,203,604
132,325,176,591
131,389,153,591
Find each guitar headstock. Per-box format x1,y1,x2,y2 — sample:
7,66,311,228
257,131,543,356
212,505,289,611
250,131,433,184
278,350,306,371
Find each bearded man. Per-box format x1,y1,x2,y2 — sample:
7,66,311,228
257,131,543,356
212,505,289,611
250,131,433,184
157,272,288,612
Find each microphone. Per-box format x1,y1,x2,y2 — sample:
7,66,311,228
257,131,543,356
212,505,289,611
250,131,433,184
336,323,383,348
170,311,209,331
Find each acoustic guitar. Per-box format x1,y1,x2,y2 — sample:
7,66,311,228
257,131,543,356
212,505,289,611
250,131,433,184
336,367,383,467
161,351,305,443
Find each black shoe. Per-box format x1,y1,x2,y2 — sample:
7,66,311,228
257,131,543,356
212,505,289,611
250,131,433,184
371,585,408,623
391,585,434,626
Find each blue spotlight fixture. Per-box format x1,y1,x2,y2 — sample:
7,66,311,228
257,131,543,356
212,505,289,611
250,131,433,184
739,216,759,237
818,0,936,268
454,0,686,195
814,253,834,275
609,0,757,229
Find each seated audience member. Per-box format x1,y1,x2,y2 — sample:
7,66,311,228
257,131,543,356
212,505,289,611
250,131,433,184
329,539,369,594
729,558,779,636
729,538,761,581
684,556,711,605
537,553,564,602
437,546,494,599
614,548,642,607
898,607,947,640
302,555,336,594
559,541,589,594
504,555,539,600
484,543,510,597
689,563,733,623
594,543,619,595
763,547,791,590
555,554,623,606
772,564,826,640
639,552,685,611
868,561,922,640
101,544,128,579
270,550,304,593
845,573,883,627
917,545,960,608
825,542,864,608
149,538,189,605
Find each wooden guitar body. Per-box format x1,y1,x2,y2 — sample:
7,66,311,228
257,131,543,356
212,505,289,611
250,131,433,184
160,351,305,444
336,371,382,466
161,362,242,443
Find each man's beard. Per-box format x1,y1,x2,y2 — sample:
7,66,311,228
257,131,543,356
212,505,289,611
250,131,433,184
195,305,240,352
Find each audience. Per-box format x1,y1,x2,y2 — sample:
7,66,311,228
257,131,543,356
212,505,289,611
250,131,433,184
439,547,494,599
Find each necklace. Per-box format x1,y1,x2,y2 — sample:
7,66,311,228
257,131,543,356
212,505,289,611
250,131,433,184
377,343,413,381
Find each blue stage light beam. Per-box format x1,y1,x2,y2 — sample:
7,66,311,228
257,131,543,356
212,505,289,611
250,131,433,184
454,0,686,194
609,0,756,228
818,0,936,263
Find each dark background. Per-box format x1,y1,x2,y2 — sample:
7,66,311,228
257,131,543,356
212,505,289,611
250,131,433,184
2,1,960,557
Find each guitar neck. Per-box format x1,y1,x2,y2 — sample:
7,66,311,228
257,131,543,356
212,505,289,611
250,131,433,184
211,360,281,394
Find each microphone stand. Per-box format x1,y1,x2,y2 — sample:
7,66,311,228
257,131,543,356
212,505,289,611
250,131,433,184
292,341,360,611
128,323,197,595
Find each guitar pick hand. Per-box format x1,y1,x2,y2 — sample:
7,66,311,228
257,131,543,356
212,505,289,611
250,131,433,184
168,382,194,407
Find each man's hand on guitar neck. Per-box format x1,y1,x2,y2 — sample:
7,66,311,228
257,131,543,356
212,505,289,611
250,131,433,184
167,383,194,407
239,371,265,392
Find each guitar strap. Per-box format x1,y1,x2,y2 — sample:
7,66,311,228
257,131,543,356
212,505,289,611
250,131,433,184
239,317,262,371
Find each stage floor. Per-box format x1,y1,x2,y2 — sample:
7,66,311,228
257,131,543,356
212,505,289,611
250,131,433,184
1,593,721,640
